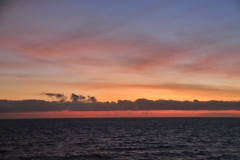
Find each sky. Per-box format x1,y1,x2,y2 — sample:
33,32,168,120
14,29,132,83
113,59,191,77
0,0,240,118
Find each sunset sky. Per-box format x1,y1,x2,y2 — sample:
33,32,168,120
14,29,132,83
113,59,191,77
0,0,240,118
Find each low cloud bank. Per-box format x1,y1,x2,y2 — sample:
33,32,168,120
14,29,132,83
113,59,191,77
0,97,240,113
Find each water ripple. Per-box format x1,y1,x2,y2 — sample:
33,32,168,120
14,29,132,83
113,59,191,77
1,118,240,159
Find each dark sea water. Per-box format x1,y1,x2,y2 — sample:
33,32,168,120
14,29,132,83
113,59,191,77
1,118,240,160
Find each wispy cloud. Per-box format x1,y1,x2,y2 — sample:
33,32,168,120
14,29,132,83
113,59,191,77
41,92,67,102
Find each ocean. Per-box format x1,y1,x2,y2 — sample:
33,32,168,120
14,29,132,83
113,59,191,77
1,118,240,159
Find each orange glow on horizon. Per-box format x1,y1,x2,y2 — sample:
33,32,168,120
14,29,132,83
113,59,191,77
1,81,240,102
1,110,240,119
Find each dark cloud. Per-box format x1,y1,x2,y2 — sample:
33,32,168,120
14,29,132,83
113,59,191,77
41,92,67,102
87,96,97,103
70,93,86,102
70,93,97,103
70,93,79,103
1,98,240,113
